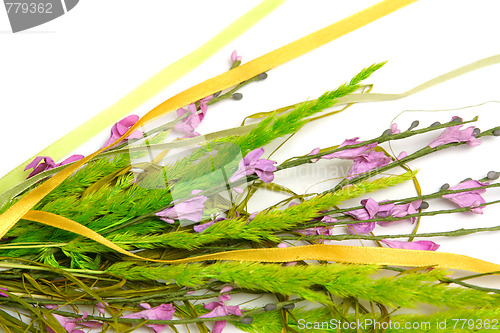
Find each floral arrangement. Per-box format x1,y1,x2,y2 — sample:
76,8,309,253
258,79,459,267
1,49,500,333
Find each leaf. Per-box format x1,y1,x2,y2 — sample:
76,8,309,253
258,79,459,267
81,166,132,198
0,308,30,332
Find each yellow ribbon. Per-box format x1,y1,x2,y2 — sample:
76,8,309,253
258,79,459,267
9,0,499,275
0,0,286,195
20,210,500,273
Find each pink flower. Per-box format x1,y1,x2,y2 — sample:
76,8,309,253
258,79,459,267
175,96,213,137
0,287,8,298
377,200,421,226
442,180,488,214
390,200,421,218
156,190,208,224
194,220,215,233
321,216,337,223
231,50,242,63
198,95,213,113
96,302,108,314
312,138,390,179
295,226,334,237
194,217,226,233
102,115,143,148
229,148,277,183
345,198,379,234
396,151,408,160
429,117,481,148
308,147,321,163
372,201,395,218
391,123,401,134
322,138,377,159
248,211,259,221
347,150,392,179
47,311,101,333
199,286,241,333
175,103,202,137
123,303,175,333
25,154,85,179
381,239,440,251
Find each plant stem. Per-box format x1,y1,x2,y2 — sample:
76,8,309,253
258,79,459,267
277,117,480,171
47,299,300,325
281,222,500,242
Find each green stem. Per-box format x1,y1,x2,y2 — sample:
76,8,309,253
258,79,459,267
46,299,299,325
277,117,481,171
326,124,498,194
281,222,500,242
322,183,500,218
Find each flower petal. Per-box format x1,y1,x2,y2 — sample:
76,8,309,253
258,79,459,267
381,239,440,251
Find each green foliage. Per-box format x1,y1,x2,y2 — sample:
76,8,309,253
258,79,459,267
236,306,500,333
61,170,416,255
107,261,500,310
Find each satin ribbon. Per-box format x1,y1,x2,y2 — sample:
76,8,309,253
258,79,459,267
12,0,500,275
0,0,286,196
21,210,500,273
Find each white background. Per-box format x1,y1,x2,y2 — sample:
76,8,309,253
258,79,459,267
1,1,500,332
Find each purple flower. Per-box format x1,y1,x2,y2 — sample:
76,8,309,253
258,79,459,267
25,154,85,179
372,201,395,219
390,200,421,218
443,180,488,214
308,147,321,163
96,302,108,314
311,138,390,180
229,148,277,183
381,239,440,251
175,96,212,137
295,226,334,237
377,200,421,226
198,95,213,113
346,198,424,232
175,103,201,137
429,117,481,148
156,190,208,224
295,226,335,244
231,50,242,63
396,151,408,160
293,215,337,241
194,217,226,233
347,150,392,179
102,115,143,148
348,222,375,234
123,303,175,333
47,311,101,333
248,211,259,221
322,138,377,159
194,221,215,233
199,286,241,333
391,123,401,134
321,216,337,223
0,287,8,298
345,198,379,234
